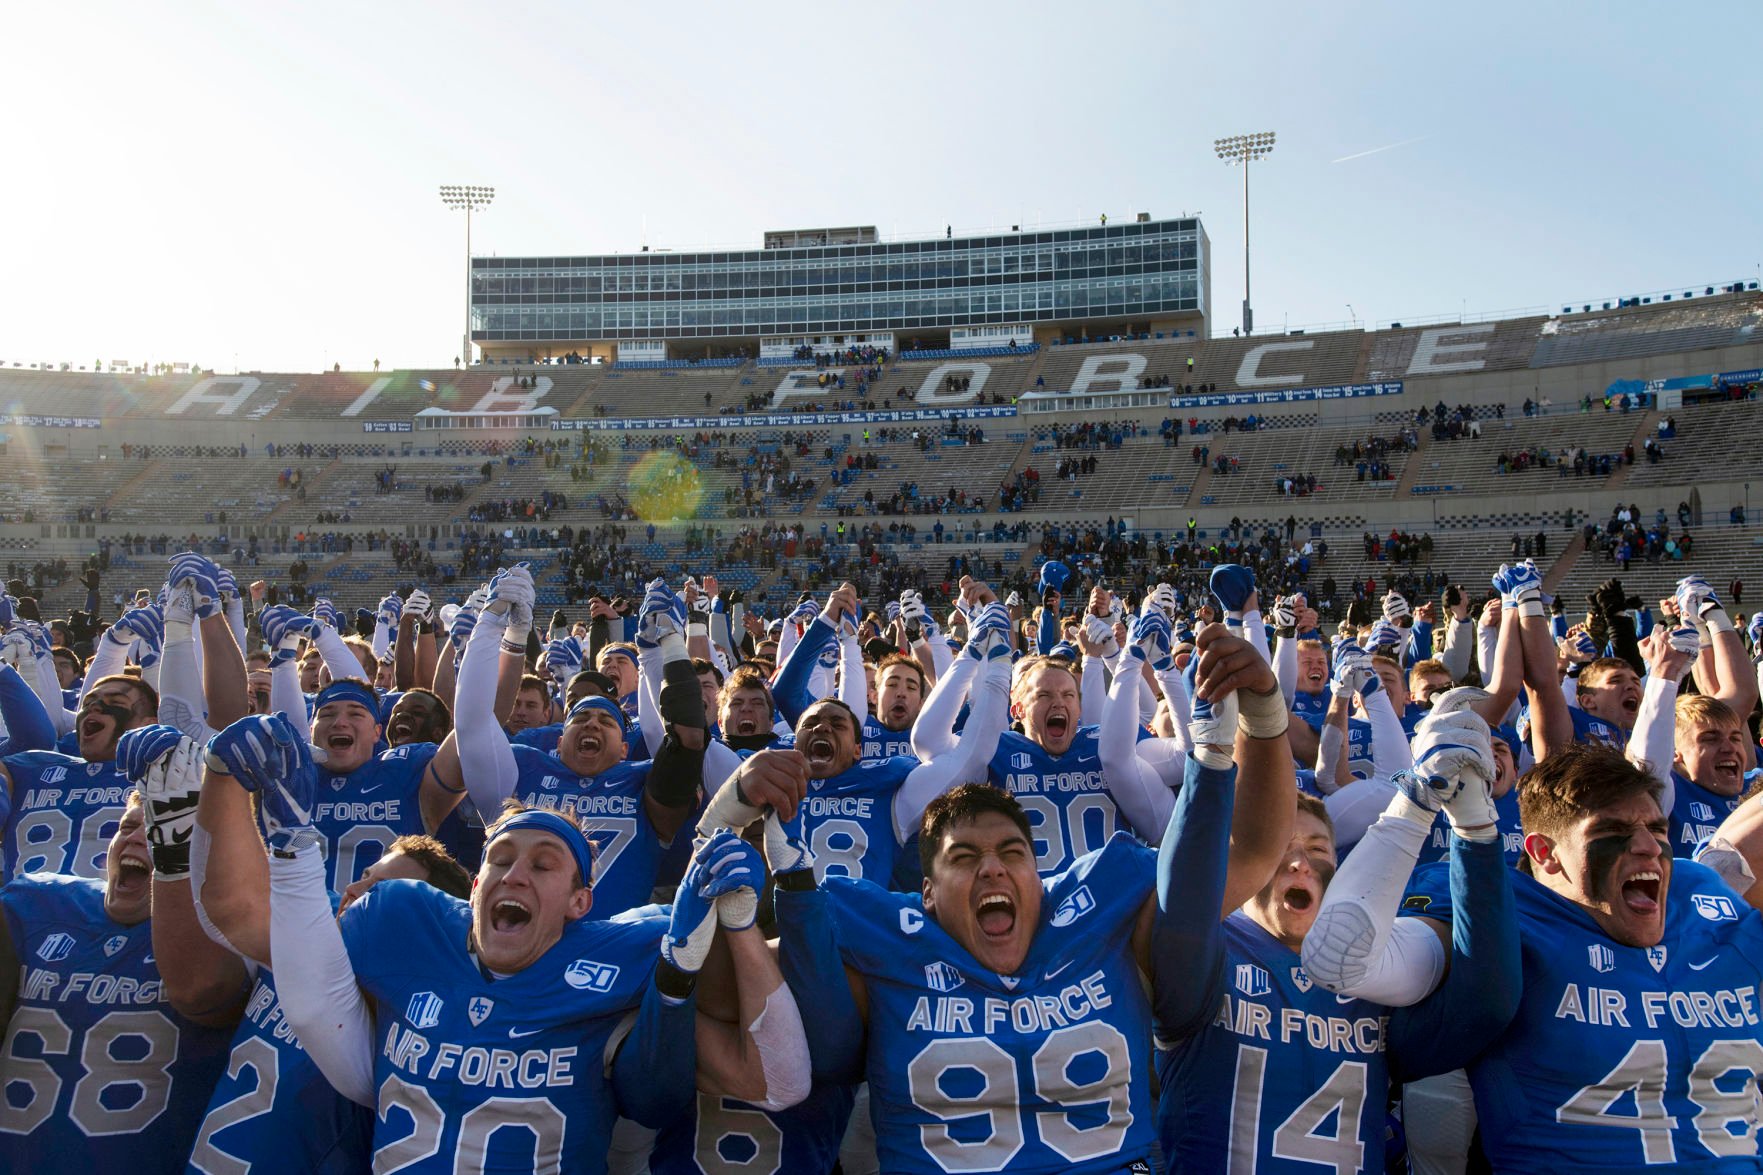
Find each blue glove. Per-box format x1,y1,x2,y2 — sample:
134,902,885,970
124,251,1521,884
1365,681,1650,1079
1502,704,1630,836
637,579,686,649
1564,630,1598,662
313,598,342,631
1209,563,1256,616
116,724,186,785
0,595,13,629
375,594,403,628
545,637,583,684
1366,621,1403,653
111,606,165,668
787,598,820,627
885,601,901,623
259,604,315,664
17,621,51,660
208,713,318,855
1748,612,1763,651
665,830,766,973
449,604,479,651
168,552,223,619
1129,609,1174,671
1038,560,1071,595
1331,642,1375,696
215,566,239,600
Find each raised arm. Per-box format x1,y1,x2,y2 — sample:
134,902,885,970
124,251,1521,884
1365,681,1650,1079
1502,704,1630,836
1304,693,1501,1006
119,726,251,1029
1190,624,1296,915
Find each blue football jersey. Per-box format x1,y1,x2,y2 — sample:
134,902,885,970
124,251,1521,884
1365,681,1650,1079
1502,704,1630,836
187,967,374,1175
1292,699,1376,781
1668,772,1745,857
338,879,665,1174
509,745,662,920
1157,912,1391,1173
1417,787,1526,866
988,728,1149,875
648,1086,857,1175
0,874,232,1175
1570,706,1628,749
2,751,132,881
825,834,1159,1174
308,742,437,891
778,754,915,887
859,714,915,764
1403,859,1763,1172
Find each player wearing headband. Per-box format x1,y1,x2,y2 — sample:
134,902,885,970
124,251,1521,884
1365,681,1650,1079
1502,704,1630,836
220,709,804,1175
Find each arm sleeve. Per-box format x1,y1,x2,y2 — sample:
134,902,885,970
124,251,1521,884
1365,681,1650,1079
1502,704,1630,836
81,636,130,706
1477,622,1500,687
1149,755,1236,1041
1100,659,1177,844
1154,665,1194,754
773,618,800,671
1627,674,1679,808
1385,835,1522,1082
267,846,376,1107
1274,635,1298,707
455,614,519,820
924,631,953,679
609,976,698,1128
1406,620,1434,666
1301,804,1445,1006
771,618,834,727
311,623,363,683
894,661,1009,842
269,655,311,743
636,645,666,758
1242,609,1270,664
1322,776,1398,850
0,665,56,755
157,617,217,744
1314,723,1345,795
1363,690,1414,778
910,656,977,763
370,617,392,665
1439,619,1474,682
25,650,73,737
775,882,866,1085
835,633,865,716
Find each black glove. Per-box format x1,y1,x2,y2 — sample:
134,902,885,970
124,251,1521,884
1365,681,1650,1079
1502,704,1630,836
81,569,101,591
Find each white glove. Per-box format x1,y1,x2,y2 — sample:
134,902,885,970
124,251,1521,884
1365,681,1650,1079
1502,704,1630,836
403,589,433,621
1381,591,1412,625
1409,705,1500,838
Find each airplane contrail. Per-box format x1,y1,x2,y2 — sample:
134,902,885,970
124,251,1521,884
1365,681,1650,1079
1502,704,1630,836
1331,135,1429,164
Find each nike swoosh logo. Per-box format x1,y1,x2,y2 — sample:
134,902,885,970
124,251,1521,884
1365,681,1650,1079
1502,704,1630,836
1044,960,1076,982
1689,958,1717,971
508,1027,542,1038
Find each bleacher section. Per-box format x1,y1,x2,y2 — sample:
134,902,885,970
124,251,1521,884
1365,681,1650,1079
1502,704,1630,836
1529,295,1760,369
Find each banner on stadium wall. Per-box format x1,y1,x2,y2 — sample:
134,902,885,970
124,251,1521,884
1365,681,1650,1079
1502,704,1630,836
363,421,413,432
1169,381,1404,409
0,414,101,428
1716,368,1761,386
549,405,1019,431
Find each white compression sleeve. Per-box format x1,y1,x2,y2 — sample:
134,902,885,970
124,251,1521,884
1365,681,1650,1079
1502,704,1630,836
225,595,248,658
836,634,865,716
1322,775,1399,849
1080,654,1108,729
1301,805,1446,1006
1362,688,1414,778
748,981,812,1111
312,623,364,682
268,846,376,1107
1439,618,1474,683
1476,622,1499,687
1315,723,1345,795
1098,659,1176,843
637,645,665,757
455,613,518,821
28,650,74,737
1154,665,1194,754
894,660,1009,842
910,656,976,763
1274,635,1298,707
156,616,217,744
1627,674,1678,808
269,655,311,743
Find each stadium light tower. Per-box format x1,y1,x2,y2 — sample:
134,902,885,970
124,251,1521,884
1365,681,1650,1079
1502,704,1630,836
1214,131,1275,336
439,184,494,365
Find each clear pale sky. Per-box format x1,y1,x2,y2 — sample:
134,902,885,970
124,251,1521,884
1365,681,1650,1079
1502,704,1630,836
3,0,1757,373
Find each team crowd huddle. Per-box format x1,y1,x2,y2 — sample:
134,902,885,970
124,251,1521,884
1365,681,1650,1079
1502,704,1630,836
3,543,1763,1173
